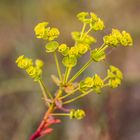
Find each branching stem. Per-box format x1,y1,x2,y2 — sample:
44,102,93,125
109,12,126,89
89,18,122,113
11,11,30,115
54,52,62,81
68,58,92,83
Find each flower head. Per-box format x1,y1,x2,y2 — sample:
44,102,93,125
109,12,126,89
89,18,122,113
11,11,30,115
77,12,90,23
103,29,133,47
77,43,89,55
58,44,69,56
26,66,42,81
47,28,60,41
70,109,85,120
92,74,104,92
62,56,77,68
90,18,105,31
45,41,59,53
16,55,33,69
35,59,44,68
34,22,49,39
91,48,106,62
120,31,133,47
107,65,123,88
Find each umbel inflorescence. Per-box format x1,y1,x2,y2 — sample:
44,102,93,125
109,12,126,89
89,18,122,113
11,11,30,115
16,12,133,140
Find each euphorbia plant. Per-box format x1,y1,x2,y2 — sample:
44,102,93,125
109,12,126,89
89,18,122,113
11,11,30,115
16,11,133,140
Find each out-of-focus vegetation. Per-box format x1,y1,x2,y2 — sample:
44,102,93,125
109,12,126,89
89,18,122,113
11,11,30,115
0,0,140,140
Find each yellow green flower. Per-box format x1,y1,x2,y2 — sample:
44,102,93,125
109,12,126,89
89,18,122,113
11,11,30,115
92,74,104,92
90,18,105,31
26,66,42,81
107,65,123,80
70,109,85,120
103,35,119,46
71,32,96,45
45,41,59,53
58,44,69,56
108,78,121,88
62,56,77,68
107,65,123,88
77,43,89,55
91,48,106,62
35,59,44,68
16,55,33,69
34,22,49,40
112,29,122,40
120,31,133,47
68,46,79,57
103,29,133,47
77,12,90,23
84,77,94,88
47,28,60,41
90,12,98,21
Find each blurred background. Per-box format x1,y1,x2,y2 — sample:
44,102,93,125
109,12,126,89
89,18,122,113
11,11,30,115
0,0,140,140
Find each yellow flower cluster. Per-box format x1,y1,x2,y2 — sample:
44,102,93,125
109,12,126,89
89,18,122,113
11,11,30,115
77,12,105,31
107,65,123,88
34,22,60,41
59,44,89,68
103,29,133,47
16,55,43,81
80,74,104,93
70,109,85,120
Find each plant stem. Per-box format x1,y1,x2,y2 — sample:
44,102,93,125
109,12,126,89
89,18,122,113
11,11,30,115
30,104,55,140
68,58,92,83
39,80,53,101
80,23,87,39
103,76,109,82
55,88,63,99
54,52,62,81
75,23,87,46
63,67,72,84
63,89,93,105
60,88,79,100
82,27,92,40
51,113,70,116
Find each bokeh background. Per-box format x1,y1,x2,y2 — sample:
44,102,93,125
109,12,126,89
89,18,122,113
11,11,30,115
0,0,140,140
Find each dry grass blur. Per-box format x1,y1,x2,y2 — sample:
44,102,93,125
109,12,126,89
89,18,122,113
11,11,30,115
0,0,140,140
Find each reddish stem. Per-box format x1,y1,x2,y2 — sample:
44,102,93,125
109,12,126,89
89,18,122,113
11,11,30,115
29,105,54,140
